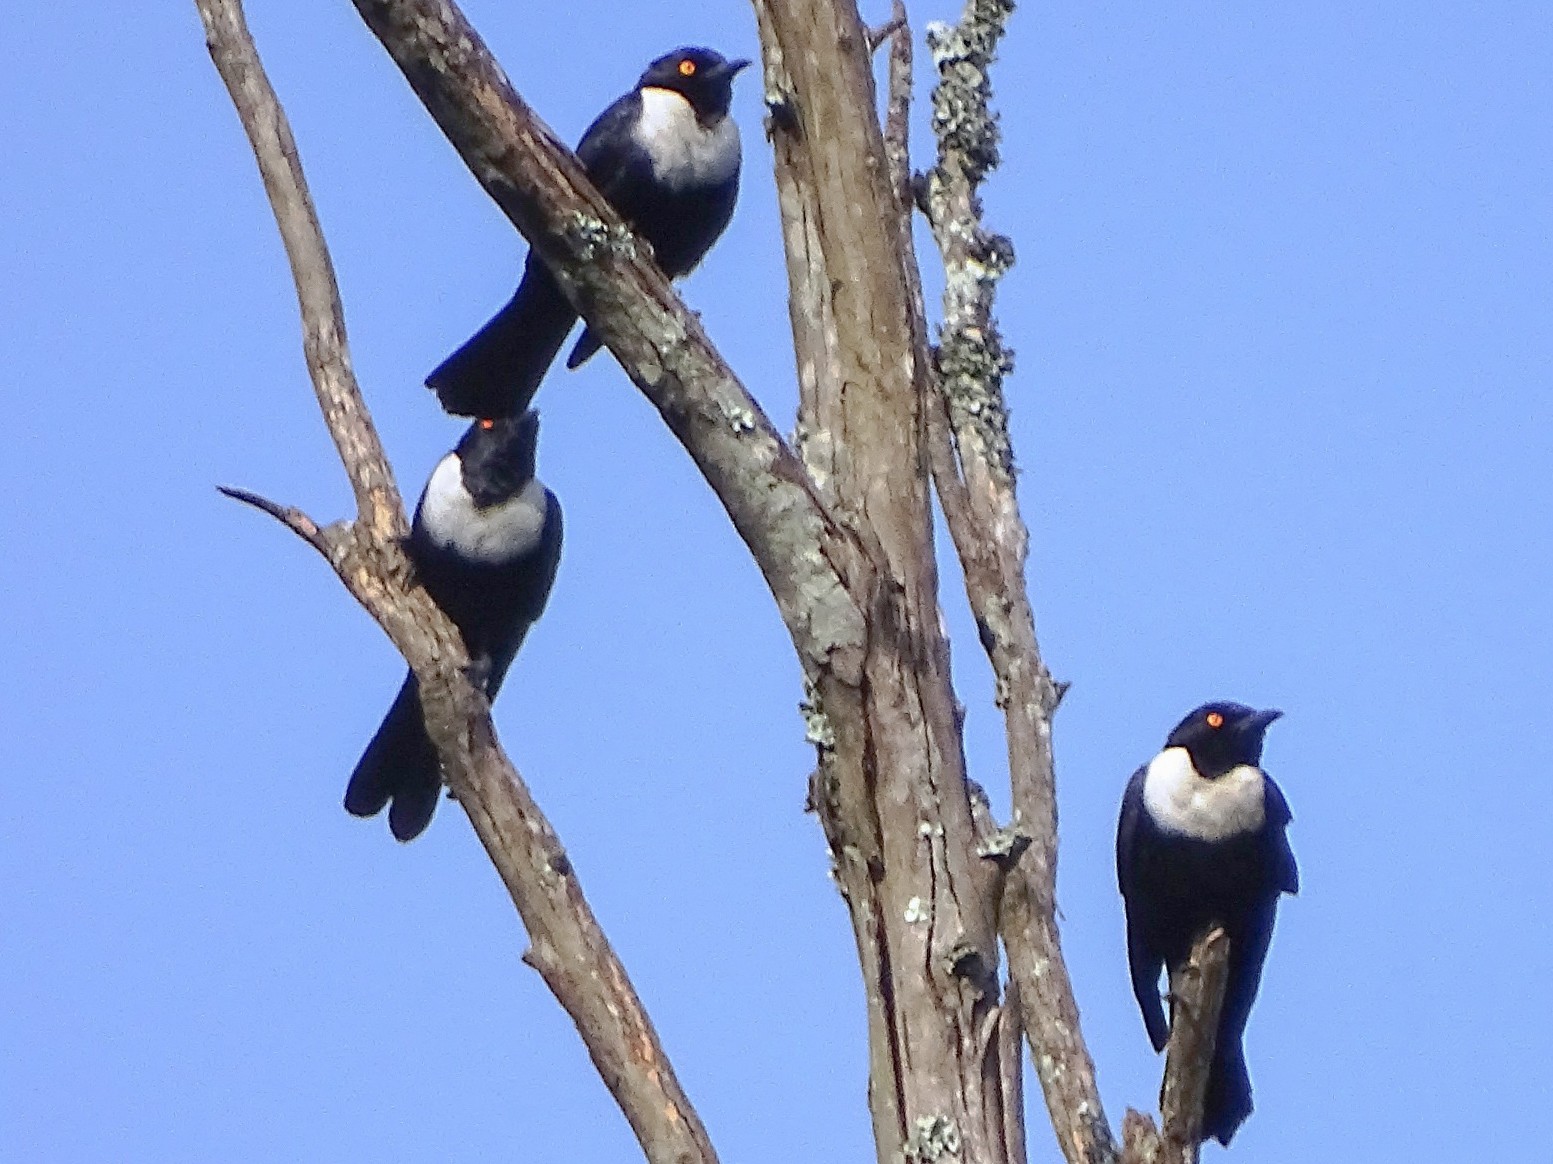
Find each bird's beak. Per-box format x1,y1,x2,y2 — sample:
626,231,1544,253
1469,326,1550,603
1242,708,1284,733
722,58,754,78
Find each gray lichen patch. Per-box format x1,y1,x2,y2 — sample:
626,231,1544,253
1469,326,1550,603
925,0,1015,185
974,824,1030,865
903,1113,963,1162
925,0,1019,486
563,213,638,263
935,320,1015,479
799,677,836,750
718,399,758,434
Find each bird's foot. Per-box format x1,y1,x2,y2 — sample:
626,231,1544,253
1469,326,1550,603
462,655,494,694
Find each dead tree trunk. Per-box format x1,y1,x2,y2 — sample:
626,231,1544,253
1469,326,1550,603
194,0,1231,1161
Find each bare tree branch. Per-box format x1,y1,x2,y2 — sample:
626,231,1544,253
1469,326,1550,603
882,1,915,225
197,3,719,1162
867,11,908,53
216,485,335,555
1121,1110,1163,1164
996,978,1028,1164
346,0,865,687
197,0,403,539
918,2,1119,1162
1159,927,1231,1160
1121,928,1231,1164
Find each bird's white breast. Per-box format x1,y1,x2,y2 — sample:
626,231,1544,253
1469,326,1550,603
1142,747,1267,842
635,87,741,191
419,455,548,566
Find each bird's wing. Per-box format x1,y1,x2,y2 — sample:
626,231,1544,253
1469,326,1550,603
1263,772,1300,895
484,493,565,695
1116,764,1148,896
575,94,655,206
1118,764,1169,1049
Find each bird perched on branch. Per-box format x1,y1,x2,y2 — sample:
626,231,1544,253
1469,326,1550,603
427,46,750,419
1116,701,1299,1144
345,412,562,841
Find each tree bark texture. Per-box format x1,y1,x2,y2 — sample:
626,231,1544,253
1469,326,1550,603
197,0,1238,1161
915,5,1122,1162
751,2,1021,1160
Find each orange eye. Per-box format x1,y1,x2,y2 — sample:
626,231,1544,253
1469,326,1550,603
478,418,495,430
1206,712,1225,728
678,58,697,77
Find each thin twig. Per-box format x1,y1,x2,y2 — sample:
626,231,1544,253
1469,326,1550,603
997,978,1028,1164
924,1,1017,482
216,485,332,554
867,12,907,53
197,4,722,1162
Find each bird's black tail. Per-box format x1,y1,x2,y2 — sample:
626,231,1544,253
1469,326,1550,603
564,327,604,370
426,259,577,419
344,674,442,842
1201,1039,1253,1146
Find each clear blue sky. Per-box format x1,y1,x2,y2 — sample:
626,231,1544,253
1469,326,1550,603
4,2,1550,1160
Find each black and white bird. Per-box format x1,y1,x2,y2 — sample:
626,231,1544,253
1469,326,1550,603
427,46,750,420
345,412,563,841
1116,701,1299,1145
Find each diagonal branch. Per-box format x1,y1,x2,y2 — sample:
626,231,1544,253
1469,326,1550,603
919,2,1119,1161
197,3,719,1162
216,485,334,554
346,0,864,684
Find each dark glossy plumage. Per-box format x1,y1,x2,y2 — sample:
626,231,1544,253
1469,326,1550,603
1116,702,1298,1144
344,414,562,841
427,47,748,419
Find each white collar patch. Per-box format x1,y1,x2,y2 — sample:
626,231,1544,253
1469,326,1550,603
418,455,548,566
1142,746,1267,842
635,86,740,191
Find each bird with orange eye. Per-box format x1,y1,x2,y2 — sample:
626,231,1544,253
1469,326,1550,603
1116,701,1298,1144
345,413,562,842
427,46,751,420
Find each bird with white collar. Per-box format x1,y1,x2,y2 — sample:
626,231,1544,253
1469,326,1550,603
427,46,750,420
345,412,563,841
1116,701,1299,1145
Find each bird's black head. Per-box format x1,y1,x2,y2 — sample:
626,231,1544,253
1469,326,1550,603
637,47,750,120
455,412,540,508
1164,702,1283,779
